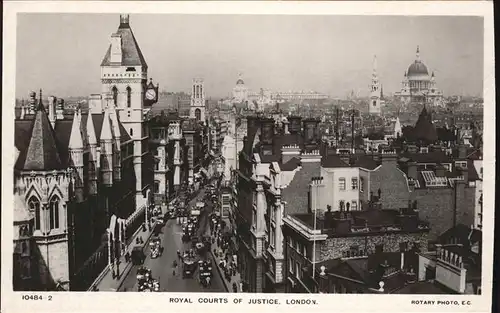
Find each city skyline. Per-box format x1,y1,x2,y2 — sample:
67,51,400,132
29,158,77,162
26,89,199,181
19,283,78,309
16,14,484,99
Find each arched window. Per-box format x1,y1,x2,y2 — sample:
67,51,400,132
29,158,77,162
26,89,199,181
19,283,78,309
154,181,160,194
130,128,133,136
28,196,41,230
49,196,60,230
112,86,118,106
195,108,201,121
126,86,132,108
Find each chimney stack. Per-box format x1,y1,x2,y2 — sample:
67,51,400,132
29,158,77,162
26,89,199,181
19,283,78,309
260,118,275,145
303,118,320,143
288,116,302,134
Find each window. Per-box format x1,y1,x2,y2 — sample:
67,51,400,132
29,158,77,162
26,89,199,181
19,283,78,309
270,226,276,248
154,181,160,194
49,196,60,230
130,128,133,136
352,178,358,190
195,108,202,121
127,111,131,118
303,245,307,258
112,86,118,106
339,178,346,190
360,177,364,192
295,262,301,279
28,197,41,230
351,201,357,211
289,257,293,274
339,200,345,211
126,86,131,108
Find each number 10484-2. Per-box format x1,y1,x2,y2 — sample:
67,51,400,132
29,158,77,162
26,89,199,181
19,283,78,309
21,294,52,301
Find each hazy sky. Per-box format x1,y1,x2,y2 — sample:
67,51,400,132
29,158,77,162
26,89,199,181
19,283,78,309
16,14,484,99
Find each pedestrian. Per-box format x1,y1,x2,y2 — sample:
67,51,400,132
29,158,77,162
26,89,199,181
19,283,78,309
232,282,238,293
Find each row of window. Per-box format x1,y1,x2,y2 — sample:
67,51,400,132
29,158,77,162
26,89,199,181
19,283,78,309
338,200,359,211
338,177,364,192
103,72,139,78
27,196,60,231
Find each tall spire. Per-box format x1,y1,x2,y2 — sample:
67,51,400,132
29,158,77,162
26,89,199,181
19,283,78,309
373,55,378,74
38,89,43,110
416,45,420,61
100,109,113,141
69,111,84,149
86,112,97,145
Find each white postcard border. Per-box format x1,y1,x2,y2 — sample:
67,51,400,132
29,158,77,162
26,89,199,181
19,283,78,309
1,1,495,313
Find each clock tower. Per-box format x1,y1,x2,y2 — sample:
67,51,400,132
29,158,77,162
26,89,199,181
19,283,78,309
101,14,152,205
190,78,206,123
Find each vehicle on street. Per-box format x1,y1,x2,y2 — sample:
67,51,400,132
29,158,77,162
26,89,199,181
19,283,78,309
136,267,152,282
182,258,197,278
198,260,213,287
150,237,162,259
131,246,146,265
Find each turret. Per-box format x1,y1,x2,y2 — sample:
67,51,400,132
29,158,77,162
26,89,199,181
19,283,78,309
109,106,122,181
69,110,84,202
56,98,65,120
48,96,57,127
100,109,114,186
86,112,98,195
28,91,37,115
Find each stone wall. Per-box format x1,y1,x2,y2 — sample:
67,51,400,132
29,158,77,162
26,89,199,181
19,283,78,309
319,232,429,261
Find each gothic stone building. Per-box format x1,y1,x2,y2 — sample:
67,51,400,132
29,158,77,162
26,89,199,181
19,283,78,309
13,14,154,291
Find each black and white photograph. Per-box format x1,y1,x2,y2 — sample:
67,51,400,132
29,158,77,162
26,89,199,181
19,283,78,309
2,1,495,313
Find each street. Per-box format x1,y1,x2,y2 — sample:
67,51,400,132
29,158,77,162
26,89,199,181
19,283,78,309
118,188,226,292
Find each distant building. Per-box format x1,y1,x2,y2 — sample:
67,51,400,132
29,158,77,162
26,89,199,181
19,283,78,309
190,78,206,123
369,55,383,115
395,46,444,107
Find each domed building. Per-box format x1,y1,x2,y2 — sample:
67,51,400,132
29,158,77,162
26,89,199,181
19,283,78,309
395,46,444,107
232,73,249,104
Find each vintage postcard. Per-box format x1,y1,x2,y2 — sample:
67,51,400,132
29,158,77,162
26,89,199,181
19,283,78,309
1,1,494,313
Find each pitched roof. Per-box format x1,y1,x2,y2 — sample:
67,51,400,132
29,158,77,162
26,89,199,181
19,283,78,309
100,19,148,68
280,157,301,171
282,162,321,215
15,104,64,170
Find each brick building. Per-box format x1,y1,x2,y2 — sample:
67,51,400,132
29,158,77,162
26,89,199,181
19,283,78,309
282,199,430,293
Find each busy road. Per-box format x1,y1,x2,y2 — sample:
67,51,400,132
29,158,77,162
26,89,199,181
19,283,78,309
118,188,226,292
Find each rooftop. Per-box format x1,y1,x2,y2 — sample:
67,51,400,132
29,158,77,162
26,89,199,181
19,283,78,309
290,207,429,236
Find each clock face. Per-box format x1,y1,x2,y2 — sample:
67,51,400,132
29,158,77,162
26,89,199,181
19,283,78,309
146,89,156,100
